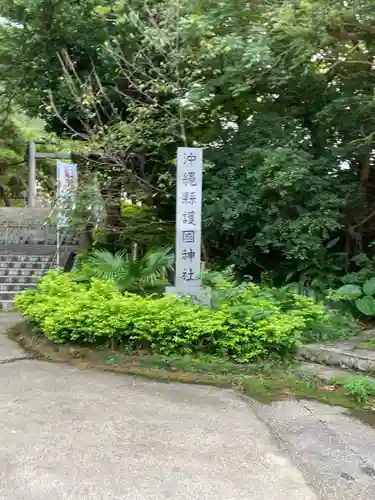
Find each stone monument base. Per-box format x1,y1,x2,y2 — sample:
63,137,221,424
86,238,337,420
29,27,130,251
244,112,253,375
165,285,211,307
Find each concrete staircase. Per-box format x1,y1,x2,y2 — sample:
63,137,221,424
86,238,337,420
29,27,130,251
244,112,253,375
0,255,53,310
0,207,78,310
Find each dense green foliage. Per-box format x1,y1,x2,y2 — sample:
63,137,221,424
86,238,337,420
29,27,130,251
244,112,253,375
15,270,357,361
1,0,375,285
203,268,358,343
118,204,174,251
198,0,375,277
333,279,375,317
0,105,47,204
0,101,75,204
335,377,375,404
0,110,26,204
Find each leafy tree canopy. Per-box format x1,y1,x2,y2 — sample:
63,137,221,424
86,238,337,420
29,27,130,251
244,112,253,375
1,0,375,281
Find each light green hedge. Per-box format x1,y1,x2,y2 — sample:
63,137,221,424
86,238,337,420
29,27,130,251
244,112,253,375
15,270,350,362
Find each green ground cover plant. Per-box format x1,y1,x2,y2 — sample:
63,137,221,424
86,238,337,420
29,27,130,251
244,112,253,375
15,267,358,362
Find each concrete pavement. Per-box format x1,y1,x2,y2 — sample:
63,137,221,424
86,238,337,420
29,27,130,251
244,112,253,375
1,360,318,500
0,314,374,499
254,400,375,499
0,312,29,363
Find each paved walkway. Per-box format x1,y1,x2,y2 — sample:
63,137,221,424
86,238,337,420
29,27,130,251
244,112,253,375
0,314,375,499
0,313,30,363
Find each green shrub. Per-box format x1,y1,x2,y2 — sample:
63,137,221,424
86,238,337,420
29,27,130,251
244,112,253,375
17,274,231,353
15,269,355,361
205,268,358,344
331,278,375,317
15,270,86,326
335,377,375,403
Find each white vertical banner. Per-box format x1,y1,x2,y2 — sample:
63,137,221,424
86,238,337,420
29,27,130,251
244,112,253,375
175,147,203,292
56,161,78,228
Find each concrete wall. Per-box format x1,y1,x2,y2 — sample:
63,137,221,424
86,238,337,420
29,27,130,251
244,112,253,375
0,208,78,255
0,208,55,246
0,208,50,225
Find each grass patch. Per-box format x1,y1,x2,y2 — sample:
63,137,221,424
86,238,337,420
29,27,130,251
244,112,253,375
359,339,375,350
333,376,375,403
6,321,375,416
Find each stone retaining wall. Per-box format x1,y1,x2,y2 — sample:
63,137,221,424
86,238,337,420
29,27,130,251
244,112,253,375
0,208,78,255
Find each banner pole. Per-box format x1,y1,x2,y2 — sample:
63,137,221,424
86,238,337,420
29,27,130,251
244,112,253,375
56,230,60,268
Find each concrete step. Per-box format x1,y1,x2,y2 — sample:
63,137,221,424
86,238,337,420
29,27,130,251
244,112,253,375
0,286,35,309
298,336,375,373
0,283,34,292
0,255,52,263
0,300,15,310
298,362,375,385
0,244,58,255
0,261,49,269
0,249,54,311
0,269,44,277
0,292,18,301
0,276,38,284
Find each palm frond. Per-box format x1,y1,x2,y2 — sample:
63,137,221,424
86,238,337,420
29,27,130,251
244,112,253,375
139,247,174,286
86,247,175,293
87,249,130,284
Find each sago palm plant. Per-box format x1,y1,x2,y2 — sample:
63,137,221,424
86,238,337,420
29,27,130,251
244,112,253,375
87,247,174,294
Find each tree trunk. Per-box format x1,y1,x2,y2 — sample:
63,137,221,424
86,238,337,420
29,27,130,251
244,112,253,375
105,199,123,247
0,184,11,206
99,179,123,250
78,223,94,252
359,155,371,191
